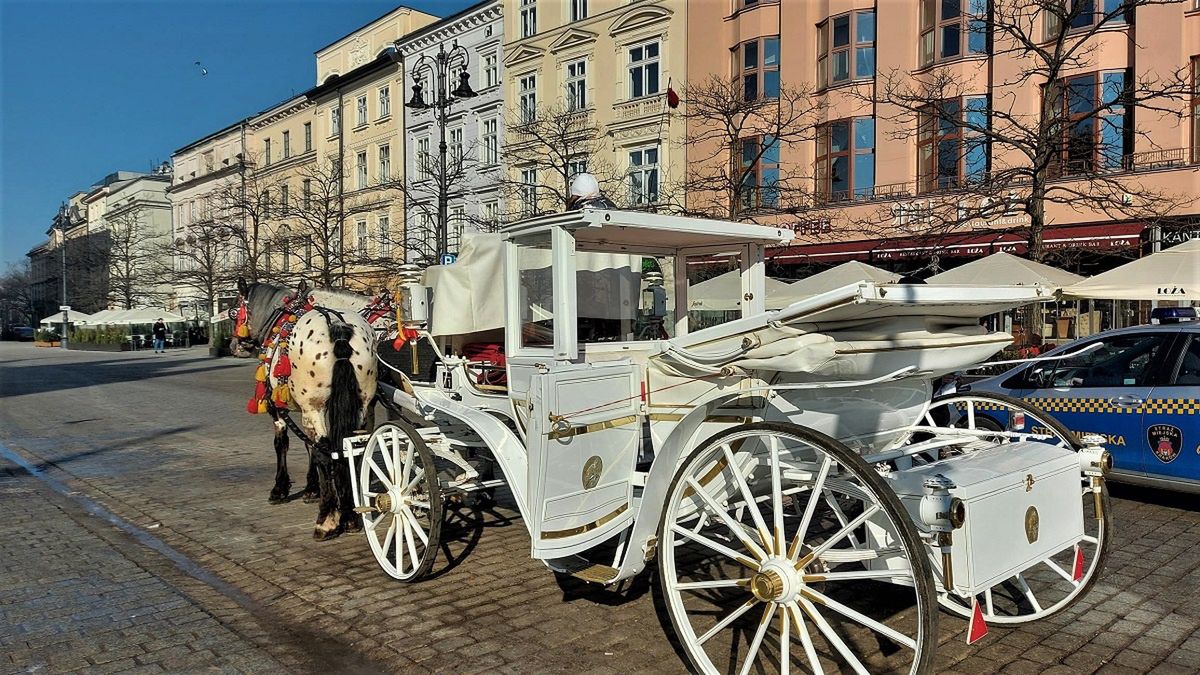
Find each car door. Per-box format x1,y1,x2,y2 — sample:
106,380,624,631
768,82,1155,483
1141,332,1200,482
1015,332,1175,475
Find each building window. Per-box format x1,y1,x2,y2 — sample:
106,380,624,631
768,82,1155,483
918,97,988,192
448,204,466,252
521,0,537,38
1192,56,1199,163
484,53,499,89
482,200,499,226
628,41,660,99
330,107,341,136
628,145,659,205
303,179,312,209
740,135,781,210
282,131,291,159
817,11,873,88
356,150,368,189
378,215,391,256
280,184,289,213
304,122,312,152
1047,71,1129,176
263,139,272,166
739,36,780,100
571,0,588,21
920,0,988,67
566,59,587,111
816,119,875,202
567,157,588,180
417,137,431,180
356,220,368,255
449,128,463,167
281,237,291,272
378,86,390,118
520,168,537,215
1045,0,1128,36
519,73,537,123
481,118,499,165
379,144,391,182
356,95,368,127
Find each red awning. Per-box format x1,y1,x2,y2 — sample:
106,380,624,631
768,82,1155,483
773,223,1145,265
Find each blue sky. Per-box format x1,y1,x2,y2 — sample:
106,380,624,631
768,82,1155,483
0,0,476,268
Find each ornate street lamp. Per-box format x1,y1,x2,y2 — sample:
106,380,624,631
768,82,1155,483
397,39,477,263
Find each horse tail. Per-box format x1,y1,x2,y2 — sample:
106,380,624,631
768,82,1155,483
327,321,363,467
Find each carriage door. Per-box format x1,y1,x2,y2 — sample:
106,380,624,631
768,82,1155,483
526,361,640,559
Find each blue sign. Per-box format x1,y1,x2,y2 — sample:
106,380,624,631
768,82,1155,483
440,253,457,265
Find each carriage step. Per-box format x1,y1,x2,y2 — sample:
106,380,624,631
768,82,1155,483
547,556,620,585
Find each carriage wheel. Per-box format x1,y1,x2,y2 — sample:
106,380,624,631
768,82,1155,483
659,422,936,674
920,391,1111,624
358,421,443,581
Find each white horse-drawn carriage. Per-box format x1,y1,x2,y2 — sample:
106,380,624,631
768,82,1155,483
338,208,1111,673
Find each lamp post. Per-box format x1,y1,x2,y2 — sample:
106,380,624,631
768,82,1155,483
56,202,69,349
399,40,477,264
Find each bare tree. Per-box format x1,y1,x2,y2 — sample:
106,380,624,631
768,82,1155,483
0,262,37,328
500,101,623,215
864,0,1192,261
673,76,827,220
105,210,171,309
164,215,239,316
208,154,283,283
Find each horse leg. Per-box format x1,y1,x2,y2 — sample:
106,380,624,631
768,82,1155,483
312,439,342,541
339,403,373,533
302,450,320,503
268,415,291,503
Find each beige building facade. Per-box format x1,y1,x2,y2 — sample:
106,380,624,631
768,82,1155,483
684,0,1200,276
501,0,688,213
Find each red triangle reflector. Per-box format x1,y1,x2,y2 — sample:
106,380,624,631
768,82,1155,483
967,598,989,644
1073,544,1085,581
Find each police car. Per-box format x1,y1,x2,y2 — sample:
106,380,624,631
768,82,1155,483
966,309,1200,492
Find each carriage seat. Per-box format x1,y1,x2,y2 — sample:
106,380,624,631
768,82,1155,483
463,342,507,393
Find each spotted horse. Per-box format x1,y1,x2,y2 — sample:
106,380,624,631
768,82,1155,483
233,278,381,540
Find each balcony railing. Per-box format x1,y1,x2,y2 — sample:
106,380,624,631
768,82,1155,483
1123,147,1189,171
613,94,666,121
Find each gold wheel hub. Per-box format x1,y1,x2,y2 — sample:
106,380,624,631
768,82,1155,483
374,493,393,513
750,570,785,602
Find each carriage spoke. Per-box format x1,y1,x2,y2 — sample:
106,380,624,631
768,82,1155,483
674,578,751,591
686,477,768,561
787,603,823,675
801,588,916,650
822,489,862,549
1081,534,1099,544
722,444,773,549
366,457,392,489
800,504,881,565
1014,573,1043,612
671,524,760,571
965,400,976,429
769,437,786,555
394,515,406,574
399,440,414,493
985,588,995,616
737,604,777,675
1044,558,1078,585
787,457,832,559
401,506,430,545
796,599,870,675
380,517,395,559
403,516,421,568
778,603,790,675
380,428,396,480
805,569,912,583
696,598,757,645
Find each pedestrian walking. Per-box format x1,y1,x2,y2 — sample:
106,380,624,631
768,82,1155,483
153,319,167,353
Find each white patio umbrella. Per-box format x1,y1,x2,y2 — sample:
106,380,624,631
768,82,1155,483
775,261,901,304
687,269,795,311
927,251,1084,291
40,310,94,326
1063,238,1200,301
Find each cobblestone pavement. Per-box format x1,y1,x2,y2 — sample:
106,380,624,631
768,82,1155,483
1,342,1199,673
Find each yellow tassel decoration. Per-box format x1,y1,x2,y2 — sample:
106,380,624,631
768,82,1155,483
236,324,249,338
274,384,290,405
255,364,267,382
257,399,268,414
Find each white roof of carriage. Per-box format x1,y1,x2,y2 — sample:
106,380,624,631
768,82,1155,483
503,209,794,249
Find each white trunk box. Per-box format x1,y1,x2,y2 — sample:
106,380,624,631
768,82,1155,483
884,443,1084,596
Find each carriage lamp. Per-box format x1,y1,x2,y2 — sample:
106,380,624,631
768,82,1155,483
921,474,965,592
1077,438,1111,519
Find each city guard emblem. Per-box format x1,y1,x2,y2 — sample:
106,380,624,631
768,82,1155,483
1148,424,1183,463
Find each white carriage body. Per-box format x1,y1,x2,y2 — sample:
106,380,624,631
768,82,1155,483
361,208,1098,601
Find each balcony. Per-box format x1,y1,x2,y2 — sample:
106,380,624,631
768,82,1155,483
613,94,666,122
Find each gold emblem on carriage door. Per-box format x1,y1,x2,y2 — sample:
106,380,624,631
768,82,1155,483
1024,506,1040,544
582,456,603,489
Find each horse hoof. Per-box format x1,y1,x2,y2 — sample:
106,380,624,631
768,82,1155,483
312,527,341,541
268,494,287,504
302,491,320,504
343,518,362,534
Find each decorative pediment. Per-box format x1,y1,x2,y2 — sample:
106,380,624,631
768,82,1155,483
504,44,545,68
548,27,598,53
609,4,672,37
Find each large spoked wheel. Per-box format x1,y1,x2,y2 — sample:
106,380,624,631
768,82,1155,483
659,422,936,675
357,421,443,581
920,391,1111,624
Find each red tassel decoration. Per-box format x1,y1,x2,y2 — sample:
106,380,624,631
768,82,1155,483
246,397,260,414
254,381,267,400
274,354,292,378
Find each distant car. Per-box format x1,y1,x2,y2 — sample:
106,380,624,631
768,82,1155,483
13,326,34,341
967,321,1200,492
